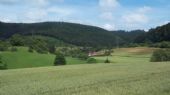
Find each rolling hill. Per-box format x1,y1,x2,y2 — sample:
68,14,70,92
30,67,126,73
135,23,170,43
0,21,169,47
0,21,118,47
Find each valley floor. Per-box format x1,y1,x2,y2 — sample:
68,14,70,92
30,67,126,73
0,62,170,95
0,47,170,95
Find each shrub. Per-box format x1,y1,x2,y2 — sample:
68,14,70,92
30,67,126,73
28,46,34,53
28,38,48,54
149,41,170,48
0,41,10,51
159,42,170,48
11,47,18,52
10,34,25,46
54,52,66,66
87,58,97,64
0,56,7,70
77,53,89,60
48,45,56,54
151,49,170,62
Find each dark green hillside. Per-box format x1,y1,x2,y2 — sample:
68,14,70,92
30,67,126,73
111,30,145,43
135,23,170,43
0,22,117,47
147,23,170,42
26,36,74,47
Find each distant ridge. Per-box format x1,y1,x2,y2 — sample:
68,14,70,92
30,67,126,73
0,21,118,47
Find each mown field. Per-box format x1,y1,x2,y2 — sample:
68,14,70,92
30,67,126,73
0,47,86,69
0,62,170,95
94,47,157,64
0,47,170,95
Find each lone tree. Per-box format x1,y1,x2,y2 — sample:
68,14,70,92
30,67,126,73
54,52,66,66
104,58,111,63
104,49,112,63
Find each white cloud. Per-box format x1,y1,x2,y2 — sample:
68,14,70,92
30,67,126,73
102,23,115,30
99,0,119,30
29,0,49,6
100,12,114,21
99,0,119,11
0,0,18,4
158,20,170,26
0,0,64,6
122,14,148,24
23,6,75,23
122,6,152,24
47,7,75,16
138,6,152,13
0,17,11,22
25,8,47,23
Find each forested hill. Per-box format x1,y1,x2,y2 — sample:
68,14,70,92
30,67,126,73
135,23,170,43
147,23,170,42
0,21,118,47
111,30,145,43
0,21,169,47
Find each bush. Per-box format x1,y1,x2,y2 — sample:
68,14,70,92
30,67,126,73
48,45,56,54
28,46,34,53
149,41,170,48
54,52,66,66
10,34,25,46
28,38,48,54
11,47,18,52
87,58,97,64
159,42,170,48
77,53,89,60
0,41,10,51
0,56,7,70
151,49,170,62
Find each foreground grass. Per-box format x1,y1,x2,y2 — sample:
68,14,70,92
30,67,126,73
1,47,86,69
1,47,170,95
0,62,170,95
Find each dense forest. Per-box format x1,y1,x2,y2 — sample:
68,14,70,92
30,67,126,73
135,23,170,43
0,21,170,48
111,30,145,44
0,22,118,47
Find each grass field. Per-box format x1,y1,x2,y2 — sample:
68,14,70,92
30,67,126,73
0,47,86,69
0,47,170,95
94,47,157,64
0,62,170,95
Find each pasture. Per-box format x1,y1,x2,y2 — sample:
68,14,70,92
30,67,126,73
0,47,170,95
94,47,157,64
0,47,86,69
0,62,170,95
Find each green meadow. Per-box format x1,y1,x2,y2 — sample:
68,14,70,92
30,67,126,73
1,47,86,69
0,47,170,95
94,47,156,64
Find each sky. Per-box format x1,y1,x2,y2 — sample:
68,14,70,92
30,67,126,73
0,0,170,31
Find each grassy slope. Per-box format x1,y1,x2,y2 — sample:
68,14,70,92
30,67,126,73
0,47,170,95
94,47,156,64
0,62,170,95
1,47,86,69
